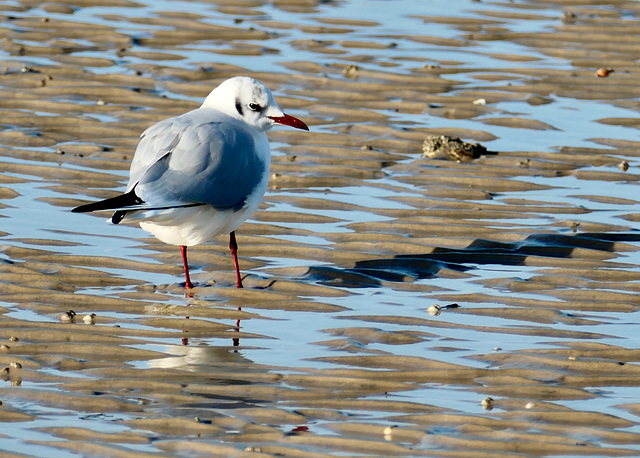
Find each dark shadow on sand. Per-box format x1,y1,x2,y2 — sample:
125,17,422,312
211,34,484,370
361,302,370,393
304,232,640,287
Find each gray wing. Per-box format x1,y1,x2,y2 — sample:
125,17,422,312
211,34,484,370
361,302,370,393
130,111,266,211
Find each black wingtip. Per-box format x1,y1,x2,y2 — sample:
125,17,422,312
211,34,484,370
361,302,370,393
72,190,143,214
111,211,127,224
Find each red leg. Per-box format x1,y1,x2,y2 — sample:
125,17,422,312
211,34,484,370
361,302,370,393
229,231,243,288
180,245,194,289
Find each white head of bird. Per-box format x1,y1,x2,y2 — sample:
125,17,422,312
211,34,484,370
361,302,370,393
203,76,306,132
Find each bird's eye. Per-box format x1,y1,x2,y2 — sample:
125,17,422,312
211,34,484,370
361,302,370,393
248,102,262,112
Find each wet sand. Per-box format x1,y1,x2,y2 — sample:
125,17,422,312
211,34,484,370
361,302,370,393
1,0,640,456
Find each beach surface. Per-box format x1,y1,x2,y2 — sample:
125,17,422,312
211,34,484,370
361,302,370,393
1,0,640,456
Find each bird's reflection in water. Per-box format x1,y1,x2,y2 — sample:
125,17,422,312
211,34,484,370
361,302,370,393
233,307,241,348
180,289,242,349
149,336,252,371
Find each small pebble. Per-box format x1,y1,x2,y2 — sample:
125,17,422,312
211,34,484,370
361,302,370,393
595,67,614,78
342,64,359,79
518,158,532,168
427,304,442,316
0,367,9,380
562,11,577,24
383,424,398,440
60,310,76,323
383,425,397,435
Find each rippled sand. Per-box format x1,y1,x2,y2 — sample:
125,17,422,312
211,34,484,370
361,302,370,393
1,0,640,456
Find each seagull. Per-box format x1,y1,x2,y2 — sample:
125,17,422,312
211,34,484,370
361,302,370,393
72,76,309,289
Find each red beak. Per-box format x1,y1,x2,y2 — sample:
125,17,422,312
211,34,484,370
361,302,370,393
269,113,309,131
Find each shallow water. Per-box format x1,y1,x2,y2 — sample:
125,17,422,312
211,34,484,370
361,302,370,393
2,0,640,456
